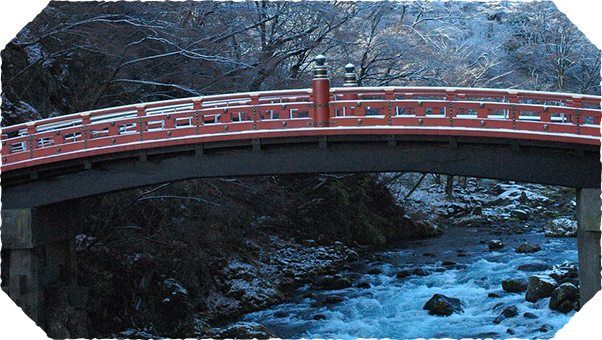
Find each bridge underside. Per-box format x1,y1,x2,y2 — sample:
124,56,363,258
2,133,599,209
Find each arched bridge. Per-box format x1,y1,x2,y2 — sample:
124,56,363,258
1,61,600,209
0,58,600,332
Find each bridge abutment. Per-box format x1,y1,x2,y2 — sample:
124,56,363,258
576,188,602,307
1,203,87,337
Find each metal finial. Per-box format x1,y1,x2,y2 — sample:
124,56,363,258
313,55,328,79
314,54,326,66
343,63,357,86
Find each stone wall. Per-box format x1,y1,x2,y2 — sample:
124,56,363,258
0,287,10,340
44,284,90,338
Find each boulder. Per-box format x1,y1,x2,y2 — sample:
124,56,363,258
545,218,577,237
357,282,371,289
206,322,274,339
273,311,289,318
324,296,344,304
549,283,579,313
510,209,530,220
523,312,538,319
518,262,550,272
316,275,352,290
537,324,553,333
313,314,326,321
396,270,413,278
488,292,501,298
344,250,360,262
488,240,504,251
333,241,346,252
423,294,463,316
516,243,542,254
493,184,551,207
413,268,431,276
117,329,162,339
502,278,528,293
525,275,557,302
493,305,518,324
367,268,383,275
303,239,317,248
549,261,579,282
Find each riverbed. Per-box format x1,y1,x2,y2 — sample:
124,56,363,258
239,225,577,339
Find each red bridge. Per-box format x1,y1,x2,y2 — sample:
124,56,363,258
1,56,601,331
1,57,600,209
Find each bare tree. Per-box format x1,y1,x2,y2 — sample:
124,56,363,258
505,1,601,94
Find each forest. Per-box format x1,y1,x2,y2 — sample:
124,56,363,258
2,1,600,126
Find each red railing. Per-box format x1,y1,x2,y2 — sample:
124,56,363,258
1,86,600,173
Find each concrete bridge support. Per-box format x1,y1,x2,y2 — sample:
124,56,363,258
576,188,602,307
1,202,88,337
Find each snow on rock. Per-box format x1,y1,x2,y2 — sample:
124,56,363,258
401,178,573,235
201,321,274,339
491,183,552,207
115,328,162,339
545,218,577,237
204,236,352,320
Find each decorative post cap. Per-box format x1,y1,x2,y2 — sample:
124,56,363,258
314,54,326,66
313,55,328,79
344,63,357,86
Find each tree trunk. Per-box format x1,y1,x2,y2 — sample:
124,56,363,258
446,175,454,199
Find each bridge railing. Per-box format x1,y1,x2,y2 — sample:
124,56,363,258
1,89,316,167
1,57,601,172
330,87,601,137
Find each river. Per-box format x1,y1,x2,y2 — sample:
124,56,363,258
239,225,577,339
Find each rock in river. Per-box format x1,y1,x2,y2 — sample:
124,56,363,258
493,305,518,324
525,275,557,302
502,278,528,293
549,283,579,313
423,294,463,316
516,243,542,253
488,240,504,251
204,322,274,339
518,261,550,272
549,261,579,281
316,275,352,290
545,218,577,237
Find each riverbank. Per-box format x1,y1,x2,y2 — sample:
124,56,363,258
75,173,441,338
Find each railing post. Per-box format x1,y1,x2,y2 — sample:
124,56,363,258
343,63,358,87
341,63,358,116
312,55,330,126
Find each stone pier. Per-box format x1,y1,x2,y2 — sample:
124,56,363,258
576,188,602,307
1,202,88,337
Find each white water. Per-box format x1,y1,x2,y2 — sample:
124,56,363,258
241,227,578,339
